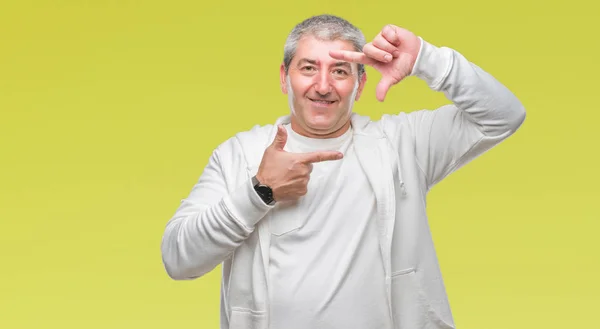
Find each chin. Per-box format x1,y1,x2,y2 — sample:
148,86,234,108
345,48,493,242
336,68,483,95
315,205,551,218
305,115,336,131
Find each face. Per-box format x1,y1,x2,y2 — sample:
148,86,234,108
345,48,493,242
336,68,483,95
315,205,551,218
280,35,367,138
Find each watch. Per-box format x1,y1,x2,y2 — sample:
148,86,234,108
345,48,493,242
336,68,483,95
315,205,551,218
252,175,276,206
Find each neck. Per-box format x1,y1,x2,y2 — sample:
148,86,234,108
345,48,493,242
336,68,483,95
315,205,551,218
290,117,351,139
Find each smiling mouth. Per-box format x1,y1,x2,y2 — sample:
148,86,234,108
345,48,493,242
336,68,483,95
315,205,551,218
308,98,336,105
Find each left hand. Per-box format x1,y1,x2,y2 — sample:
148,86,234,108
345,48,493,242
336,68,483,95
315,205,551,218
329,24,422,102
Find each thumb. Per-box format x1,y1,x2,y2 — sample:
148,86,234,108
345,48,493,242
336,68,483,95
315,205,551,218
375,75,397,102
271,125,288,150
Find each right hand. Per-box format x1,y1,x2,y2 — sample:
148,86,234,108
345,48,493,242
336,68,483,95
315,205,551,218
256,125,344,202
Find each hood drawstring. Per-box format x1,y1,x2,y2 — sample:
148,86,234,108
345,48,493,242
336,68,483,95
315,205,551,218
384,132,407,198
397,159,407,197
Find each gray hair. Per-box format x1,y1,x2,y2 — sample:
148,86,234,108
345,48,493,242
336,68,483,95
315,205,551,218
283,14,366,78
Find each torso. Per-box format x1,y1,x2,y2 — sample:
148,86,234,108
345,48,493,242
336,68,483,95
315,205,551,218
268,124,392,329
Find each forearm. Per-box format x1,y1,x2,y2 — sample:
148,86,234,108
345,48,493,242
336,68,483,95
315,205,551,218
161,165,272,280
411,37,526,137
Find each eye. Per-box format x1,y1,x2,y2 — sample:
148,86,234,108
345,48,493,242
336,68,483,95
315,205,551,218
333,69,348,76
301,66,316,72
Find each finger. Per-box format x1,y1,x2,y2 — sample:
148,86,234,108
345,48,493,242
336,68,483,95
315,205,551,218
307,163,314,174
271,125,287,150
372,32,399,58
363,43,393,63
299,151,343,164
381,25,401,47
376,75,397,102
329,49,379,66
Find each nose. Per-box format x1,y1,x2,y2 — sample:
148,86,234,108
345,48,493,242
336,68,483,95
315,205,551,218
313,70,332,96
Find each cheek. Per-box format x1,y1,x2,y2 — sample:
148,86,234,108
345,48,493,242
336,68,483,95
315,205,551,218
336,82,359,100
289,78,313,96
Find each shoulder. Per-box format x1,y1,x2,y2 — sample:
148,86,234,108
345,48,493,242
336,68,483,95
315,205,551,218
379,105,458,138
351,111,415,139
213,122,275,169
235,123,274,145
378,111,414,139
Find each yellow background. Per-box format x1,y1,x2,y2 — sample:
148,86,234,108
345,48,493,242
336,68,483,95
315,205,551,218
1,0,598,328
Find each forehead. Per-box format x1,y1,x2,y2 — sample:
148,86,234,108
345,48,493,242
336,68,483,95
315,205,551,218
293,35,356,64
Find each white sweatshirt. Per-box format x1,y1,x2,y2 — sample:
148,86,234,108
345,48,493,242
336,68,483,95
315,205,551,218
161,37,526,329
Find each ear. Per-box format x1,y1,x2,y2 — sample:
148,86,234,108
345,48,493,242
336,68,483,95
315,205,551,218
354,71,368,101
280,63,288,94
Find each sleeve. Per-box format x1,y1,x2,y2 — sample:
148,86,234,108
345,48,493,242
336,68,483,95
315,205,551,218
396,37,526,190
160,142,274,280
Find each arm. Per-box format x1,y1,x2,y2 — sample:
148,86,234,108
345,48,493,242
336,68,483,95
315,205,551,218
161,143,273,280
161,125,344,280
329,25,526,190
406,39,526,190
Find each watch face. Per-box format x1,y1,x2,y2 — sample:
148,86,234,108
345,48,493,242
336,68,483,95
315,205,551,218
256,185,274,203
257,185,272,197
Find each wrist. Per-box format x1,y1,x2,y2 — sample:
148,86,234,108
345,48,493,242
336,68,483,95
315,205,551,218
221,175,273,230
255,172,267,186
409,38,454,91
252,175,276,206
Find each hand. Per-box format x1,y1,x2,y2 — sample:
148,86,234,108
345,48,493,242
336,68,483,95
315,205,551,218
329,24,422,102
256,125,343,202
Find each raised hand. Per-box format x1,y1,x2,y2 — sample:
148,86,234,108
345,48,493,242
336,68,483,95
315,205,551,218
256,125,344,202
329,24,422,102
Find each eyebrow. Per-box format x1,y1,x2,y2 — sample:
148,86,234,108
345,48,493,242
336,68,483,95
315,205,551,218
297,58,352,70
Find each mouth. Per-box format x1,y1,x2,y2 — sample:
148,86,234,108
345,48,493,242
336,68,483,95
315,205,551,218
308,97,337,107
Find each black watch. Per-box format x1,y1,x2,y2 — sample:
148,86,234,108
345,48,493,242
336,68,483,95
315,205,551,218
252,175,276,206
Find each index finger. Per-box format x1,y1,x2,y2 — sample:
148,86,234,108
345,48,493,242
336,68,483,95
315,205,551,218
299,151,344,164
329,50,378,66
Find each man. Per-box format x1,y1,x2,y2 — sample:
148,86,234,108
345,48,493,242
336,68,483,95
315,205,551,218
161,14,525,329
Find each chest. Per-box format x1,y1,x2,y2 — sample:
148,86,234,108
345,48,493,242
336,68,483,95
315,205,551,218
268,145,377,237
